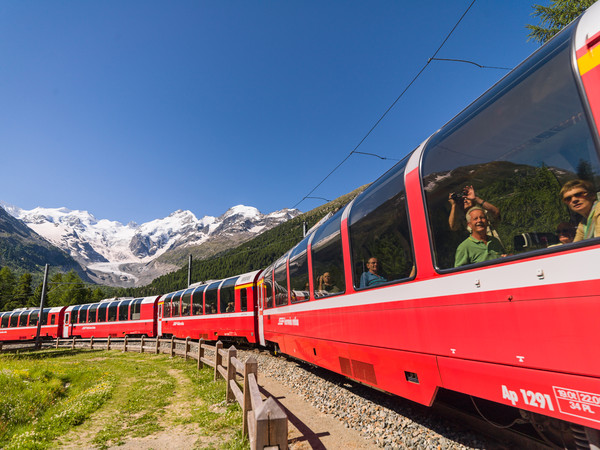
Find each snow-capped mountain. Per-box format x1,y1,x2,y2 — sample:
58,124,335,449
0,201,299,287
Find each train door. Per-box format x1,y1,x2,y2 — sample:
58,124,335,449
257,279,265,346
63,310,71,338
157,300,163,336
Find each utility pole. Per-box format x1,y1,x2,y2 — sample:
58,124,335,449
187,254,192,287
35,264,50,350
303,221,307,237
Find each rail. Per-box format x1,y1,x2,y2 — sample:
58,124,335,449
1,337,288,450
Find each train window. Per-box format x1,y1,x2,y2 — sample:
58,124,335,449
312,210,346,298
50,314,55,325
421,25,600,270
273,255,289,307
349,157,414,288
41,309,49,326
180,289,193,316
1,313,9,328
98,304,107,322
171,291,182,317
29,311,39,327
192,286,205,315
289,236,310,303
119,300,131,321
205,282,220,315
220,277,239,313
10,312,19,327
18,312,28,327
263,268,274,309
88,304,98,323
70,306,80,324
107,302,118,322
79,305,90,324
131,299,142,320
163,293,173,318
240,288,248,312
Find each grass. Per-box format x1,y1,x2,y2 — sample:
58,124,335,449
0,349,248,449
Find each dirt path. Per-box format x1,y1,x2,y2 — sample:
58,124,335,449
54,359,374,449
258,373,376,449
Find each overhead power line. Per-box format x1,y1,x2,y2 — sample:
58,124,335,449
292,0,478,210
429,57,512,71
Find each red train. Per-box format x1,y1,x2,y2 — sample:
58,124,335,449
2,3,600,445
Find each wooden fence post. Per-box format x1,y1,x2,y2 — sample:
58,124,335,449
90,336,94,350
156,337,160,354
55,338,59,349
243,356,258,437
214,341,223,381
185,337,190,360
123,335,128,352
254,397,288,450
197,338,204,370
140,335,145,353
0,342,3,352
71,336,76,350
226,346,237,403
107,335,111,351
170,336,175,357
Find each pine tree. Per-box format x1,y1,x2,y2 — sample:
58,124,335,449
527,0,597,44
14,273,34,307
0,267,16,311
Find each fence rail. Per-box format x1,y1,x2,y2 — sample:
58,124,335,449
1,337,287,450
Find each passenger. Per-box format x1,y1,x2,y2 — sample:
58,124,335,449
449,185,501,233
316,272,340,297
549,222,576,246
225,302,234,313
455,207,505,267
360,257,387,288
560,179,600,241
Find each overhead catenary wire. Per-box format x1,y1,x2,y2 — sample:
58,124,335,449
292,0,478,210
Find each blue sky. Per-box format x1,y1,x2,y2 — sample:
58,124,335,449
1,1,543,224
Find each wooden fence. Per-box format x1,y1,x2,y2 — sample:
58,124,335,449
1,337,288,450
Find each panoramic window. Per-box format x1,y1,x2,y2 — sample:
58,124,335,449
1,313,8,328
205,282,220,315
349,158,414,289
79,306,89,324
273,256,289,307
163,294,173,318
130,299,142,320
18,312,28,327
41,310,49,326
263,269,274,309
107,302,118,322
118,300,131,321
71,306,81,324
289,236,310,303
29,311,39,327
421,24,600,270
220,277,239,313
88,304,98,323
171,292,182,317
180,289,193,316
98,304,107,322
311,210,346,298
192,286,205,315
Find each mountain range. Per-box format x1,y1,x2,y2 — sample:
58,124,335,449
0,201,299,287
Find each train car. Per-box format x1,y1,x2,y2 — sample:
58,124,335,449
0,307,66,341
158,270,261,344
63,296,161,338
256,3,600,445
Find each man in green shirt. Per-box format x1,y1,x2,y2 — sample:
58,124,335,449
455,207,505,267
